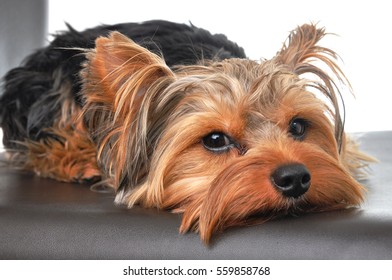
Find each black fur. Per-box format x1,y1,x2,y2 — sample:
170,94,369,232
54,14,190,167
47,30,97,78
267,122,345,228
0,20,246,148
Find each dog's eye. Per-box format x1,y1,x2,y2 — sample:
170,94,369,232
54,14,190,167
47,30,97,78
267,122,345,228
202,132,233,153
289,118,309,140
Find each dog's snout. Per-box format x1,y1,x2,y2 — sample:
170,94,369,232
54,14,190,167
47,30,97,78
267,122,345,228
271,163,311,198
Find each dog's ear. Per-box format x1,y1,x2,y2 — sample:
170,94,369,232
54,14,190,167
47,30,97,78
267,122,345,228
275,24,335,71
81,31,175,191
275,24,348,149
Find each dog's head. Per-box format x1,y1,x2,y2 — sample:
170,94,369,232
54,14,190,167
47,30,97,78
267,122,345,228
81,24,368,243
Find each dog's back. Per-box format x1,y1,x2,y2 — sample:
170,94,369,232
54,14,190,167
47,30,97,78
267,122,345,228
0,20,246,149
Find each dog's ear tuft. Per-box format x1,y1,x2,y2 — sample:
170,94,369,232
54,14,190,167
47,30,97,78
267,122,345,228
276,24,331,70
275,24,349,150
81,31,175,192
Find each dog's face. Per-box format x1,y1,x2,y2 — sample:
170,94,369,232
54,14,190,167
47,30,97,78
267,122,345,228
81,24,365,243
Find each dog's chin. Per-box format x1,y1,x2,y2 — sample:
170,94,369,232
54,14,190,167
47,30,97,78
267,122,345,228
175,168,364,245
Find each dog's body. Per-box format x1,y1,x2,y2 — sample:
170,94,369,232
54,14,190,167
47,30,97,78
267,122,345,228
0,20,372,243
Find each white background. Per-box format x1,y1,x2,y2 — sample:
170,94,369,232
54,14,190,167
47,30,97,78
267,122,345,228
2,260,391,279
46,0,392,133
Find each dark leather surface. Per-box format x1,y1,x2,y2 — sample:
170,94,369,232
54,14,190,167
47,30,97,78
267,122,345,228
0,131,391,259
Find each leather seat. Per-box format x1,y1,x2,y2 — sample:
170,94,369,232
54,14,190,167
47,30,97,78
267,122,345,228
1,131,391,259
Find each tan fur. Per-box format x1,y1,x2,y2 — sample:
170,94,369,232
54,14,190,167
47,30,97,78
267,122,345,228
22,122,99,182
19,24,374,244
81,32,175,190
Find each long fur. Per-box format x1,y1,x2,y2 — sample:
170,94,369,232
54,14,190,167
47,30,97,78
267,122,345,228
0,21,374,244
0,20,245,148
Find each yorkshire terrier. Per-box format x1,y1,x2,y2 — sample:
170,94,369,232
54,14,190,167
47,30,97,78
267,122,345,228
0,20,373,244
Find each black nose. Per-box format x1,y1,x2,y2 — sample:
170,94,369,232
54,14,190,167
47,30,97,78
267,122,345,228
271,163,311,198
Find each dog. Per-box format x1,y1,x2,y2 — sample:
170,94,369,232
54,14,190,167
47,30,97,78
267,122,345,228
0,20,373,244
